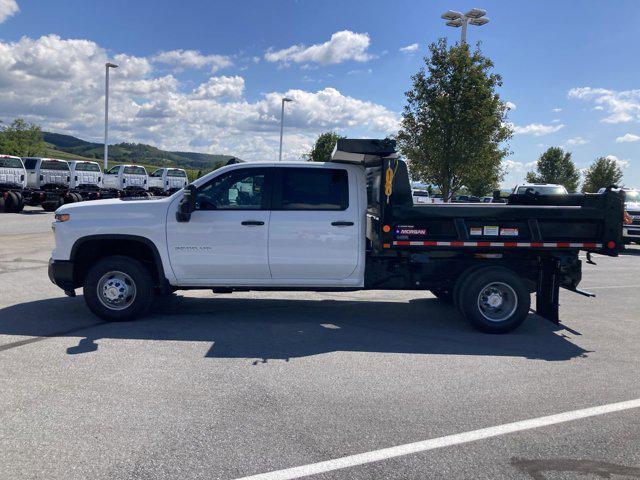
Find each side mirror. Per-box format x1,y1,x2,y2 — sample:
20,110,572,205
176,184,196,222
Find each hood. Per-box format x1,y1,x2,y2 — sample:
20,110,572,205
57,196,171,216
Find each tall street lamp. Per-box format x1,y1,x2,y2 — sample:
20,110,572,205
441,8,489,44
104,62,119,171
278,97,293,162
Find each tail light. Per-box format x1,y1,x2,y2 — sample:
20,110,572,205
624,211,633,225
39,175,43,181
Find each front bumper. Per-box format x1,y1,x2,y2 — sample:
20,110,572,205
623,226,640,242
48,258,75,292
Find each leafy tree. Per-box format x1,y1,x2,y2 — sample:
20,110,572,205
0,119,47,157
465,168,501,198
307,132,345,162
397,39,511,201
581,156,623,193
526,147,581,192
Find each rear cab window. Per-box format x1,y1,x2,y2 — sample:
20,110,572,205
276,168,349,210
0,156,24,169
74,162,100,172
41,160,70,171
167,169,187,178
123,166,147,175
149,169,164,177
24,158,37,170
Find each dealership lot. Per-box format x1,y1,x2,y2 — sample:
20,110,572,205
1,208,639,480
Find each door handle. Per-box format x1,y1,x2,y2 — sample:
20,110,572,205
331,221,354,226
241,220,265,226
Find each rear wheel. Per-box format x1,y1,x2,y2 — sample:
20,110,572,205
83,255,155,321
14,192,24,212
5,192,19,213
458,267,531,334
0,196,5,213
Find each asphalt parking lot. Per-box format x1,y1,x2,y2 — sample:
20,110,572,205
1,207,639,480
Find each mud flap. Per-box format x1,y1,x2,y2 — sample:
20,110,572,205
536,259,560,323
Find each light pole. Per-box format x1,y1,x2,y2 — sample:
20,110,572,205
104,62,119,171
441,8,489,44
278,97,293,161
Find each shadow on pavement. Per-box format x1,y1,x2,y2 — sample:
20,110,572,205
0,294,590,362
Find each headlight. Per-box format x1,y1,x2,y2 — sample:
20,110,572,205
55,213,70,222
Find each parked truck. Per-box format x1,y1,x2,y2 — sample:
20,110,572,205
69,160,103,200
102,164,149,198
48,139,625,333
0,154,27,213
148,168,189,196
23,157,84,211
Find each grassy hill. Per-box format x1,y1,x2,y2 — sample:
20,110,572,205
43,132,241,181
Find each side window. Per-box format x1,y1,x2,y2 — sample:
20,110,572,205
279,168,349,210
107,166,120,174
150,169,164,177
196,169,268,211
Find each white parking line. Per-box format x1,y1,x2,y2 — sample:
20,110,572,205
233,398,640,480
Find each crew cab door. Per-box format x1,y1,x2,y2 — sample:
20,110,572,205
166,167,273,283
268,166,359,280
102,166,120,189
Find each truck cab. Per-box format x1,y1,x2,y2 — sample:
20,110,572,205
69,161,102,191
102,164,148,195
24,157,71,190
148,168,189,196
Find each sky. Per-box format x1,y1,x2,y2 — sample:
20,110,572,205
0,0,639,188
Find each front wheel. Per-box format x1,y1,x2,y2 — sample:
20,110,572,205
459,267,531,334
83,255,155,321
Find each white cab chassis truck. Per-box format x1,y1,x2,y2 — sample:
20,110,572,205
49,139,626,333
0,154,27,213
69,160,103,200
102,164,149,197
23,157,85,212
148,168,189,196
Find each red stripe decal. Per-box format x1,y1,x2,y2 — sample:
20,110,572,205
557,242,570,248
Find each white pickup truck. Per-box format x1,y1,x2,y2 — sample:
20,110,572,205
148,167,189,196
0,154,26,213
102,164,149,196
49,139,626,333
68,160,102,199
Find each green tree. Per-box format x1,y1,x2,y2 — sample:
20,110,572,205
465,168,501,198
307,131,344,162
526,147,581,192
397,39,511,201
581,156,623,193
0,118,47,157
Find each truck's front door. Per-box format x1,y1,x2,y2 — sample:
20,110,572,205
268,166,359,281
166,167,272,284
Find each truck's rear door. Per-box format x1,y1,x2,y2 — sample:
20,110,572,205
268,166,359,280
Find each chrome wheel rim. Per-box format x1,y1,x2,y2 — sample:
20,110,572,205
477,282,518,322
97,271,137,311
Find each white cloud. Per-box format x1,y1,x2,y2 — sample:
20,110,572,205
605,154,630,169
568,87,640,123
511,122,564,136
0,34,398,162
564,136,589,146
552,107,562,112
505,101,516,110
0,0,18,23
399,43,419,54
503,159,537,173
152,49,232,73
265,30,373,66
347,68,372,76
192,76,245,99
615,133,640,143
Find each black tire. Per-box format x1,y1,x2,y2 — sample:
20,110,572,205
75,192,83,202
83,255,155,321
430,287,454,303
14,192,24,212
458,267,531,334
42,201,58,212
5,191,19,213
0,196,5,213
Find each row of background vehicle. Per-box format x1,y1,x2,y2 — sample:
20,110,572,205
0,154,188,213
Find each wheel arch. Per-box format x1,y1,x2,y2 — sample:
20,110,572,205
70,234,167,289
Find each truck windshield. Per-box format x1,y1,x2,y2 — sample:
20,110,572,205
167,169,187,177
124,166,147,175
41,160,70,171
74,162,100,172
0,157,23,168
517,185,567,195
625,191,640,202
